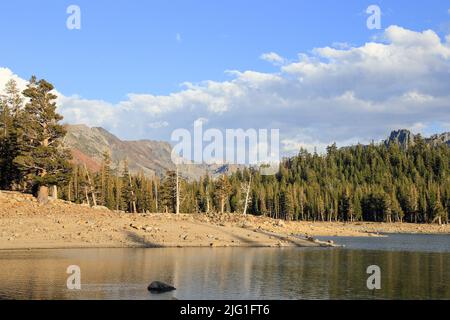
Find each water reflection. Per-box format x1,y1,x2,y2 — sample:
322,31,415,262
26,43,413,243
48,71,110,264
0,244,449,300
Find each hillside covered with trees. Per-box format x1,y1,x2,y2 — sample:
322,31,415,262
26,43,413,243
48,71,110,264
0,78,449,224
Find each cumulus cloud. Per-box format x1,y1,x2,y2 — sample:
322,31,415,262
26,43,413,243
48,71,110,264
0,68,28,92
1,25,450,155
260,52,286,65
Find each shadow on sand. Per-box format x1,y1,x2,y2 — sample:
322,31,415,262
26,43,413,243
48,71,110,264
124,231,165,248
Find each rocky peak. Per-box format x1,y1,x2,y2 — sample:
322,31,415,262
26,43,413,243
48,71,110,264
428,132,450,146
385,129,414,149
385,129,450,149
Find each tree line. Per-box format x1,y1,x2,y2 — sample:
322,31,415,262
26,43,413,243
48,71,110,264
0,77,71,202
1,78,449,224
242,142,449,224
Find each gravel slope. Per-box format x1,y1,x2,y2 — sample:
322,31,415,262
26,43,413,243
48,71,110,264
1,191,448,250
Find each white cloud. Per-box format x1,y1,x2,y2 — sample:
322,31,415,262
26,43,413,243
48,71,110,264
148,121,169,129
0,68,28,92
176,33,182,43
1,25,449,154
331,42,352,50
260,52,286,65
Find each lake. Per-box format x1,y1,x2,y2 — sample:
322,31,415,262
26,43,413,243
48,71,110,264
0,234,449,300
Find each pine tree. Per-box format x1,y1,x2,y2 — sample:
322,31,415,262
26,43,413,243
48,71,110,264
121,160,137,213
14,77,72,203
160,170,177,213
280,187,294,221
0,79,23,189
215,174,232,214
114,175,123,211
339,188,353,222
100,151,115,208
407,185,419,223
432,189,446,225
390,190,403,222
382,191,392,223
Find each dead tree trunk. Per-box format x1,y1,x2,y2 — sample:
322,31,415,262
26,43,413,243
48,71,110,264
84,186,90,206
37,186,49,204
154,182,159,213
68,181,72,202
205,185,210,214
433,215,443,226
220,197,225,215
36,167,49,204
84,164,97,206
128,173,137,213
176,167,180,215
243,175,252,215
51,185,58,200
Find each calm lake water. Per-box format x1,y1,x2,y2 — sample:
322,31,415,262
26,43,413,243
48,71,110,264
0,234,449,300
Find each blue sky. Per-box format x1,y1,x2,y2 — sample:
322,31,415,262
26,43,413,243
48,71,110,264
0,0,449,102
0,1,449,154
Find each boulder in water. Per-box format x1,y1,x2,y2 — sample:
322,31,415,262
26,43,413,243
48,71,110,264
148,281,176,293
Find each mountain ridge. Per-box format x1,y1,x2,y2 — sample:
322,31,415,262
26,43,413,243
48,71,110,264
385,129,450,149
63,125,449,179
63,124,238,180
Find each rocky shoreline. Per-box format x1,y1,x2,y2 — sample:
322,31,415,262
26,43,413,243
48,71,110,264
0,191,449,250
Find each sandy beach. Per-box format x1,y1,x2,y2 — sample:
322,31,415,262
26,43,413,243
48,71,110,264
0,191,449,250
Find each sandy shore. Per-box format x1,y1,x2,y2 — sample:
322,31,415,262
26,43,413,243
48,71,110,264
0,191,449,250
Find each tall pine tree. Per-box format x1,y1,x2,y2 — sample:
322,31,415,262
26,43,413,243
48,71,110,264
14,77,71,203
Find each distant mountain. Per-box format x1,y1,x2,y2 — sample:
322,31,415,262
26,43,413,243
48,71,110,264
427,132,450,146
385,129,450,149
63,125,448,180
63,124,236,180
385,129,415,148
